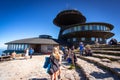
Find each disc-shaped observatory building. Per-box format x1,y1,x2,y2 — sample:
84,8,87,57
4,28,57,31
53,9,114,46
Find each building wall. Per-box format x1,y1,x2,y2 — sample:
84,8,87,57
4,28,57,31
41,44,54,54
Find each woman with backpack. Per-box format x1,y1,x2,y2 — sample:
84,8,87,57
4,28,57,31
48,46,60,80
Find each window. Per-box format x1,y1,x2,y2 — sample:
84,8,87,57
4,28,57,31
96,25,99,30
68,28,71,33
106,27,110,31
67,39,70,42
91,37,95,41
74,27,77,31
81,37,85,41
70,27,75,32
21,44,24,50
7,44,10,50
85,25,89,30
89,25,92,30
81,26,85,30
73,38,76,42
99,25,102,30
99,38,102,41
93,25,97,30
24,44,28,49
78,26,81,31
102,26,104,31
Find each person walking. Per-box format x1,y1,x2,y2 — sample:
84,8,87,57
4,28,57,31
57,46,64,80
25,48,29,60
79,42,84,56
85,44,92,56
47,46,60,80
11,51,16,60
29,48,34,59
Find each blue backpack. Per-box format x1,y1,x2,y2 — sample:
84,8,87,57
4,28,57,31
43,57,50,68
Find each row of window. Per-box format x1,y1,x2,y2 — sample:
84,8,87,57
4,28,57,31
7,44,29,50
67,37,104,42
62,25,110,35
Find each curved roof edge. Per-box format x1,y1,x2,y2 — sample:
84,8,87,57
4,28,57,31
56,9,83,17
5,37,59,45
65,22,114,30
53,9,86,27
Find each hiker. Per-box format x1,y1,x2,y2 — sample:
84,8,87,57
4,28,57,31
29,48,34,59
67,48,72,64
68,48,77,66
24,48,29,60
109,38,118,45
57,45,64,79
11,51,16,60
85,44,92,56
64,46,68,60
47,47,60,80
79,42,85,56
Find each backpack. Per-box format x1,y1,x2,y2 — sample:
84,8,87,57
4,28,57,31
43,56,50,68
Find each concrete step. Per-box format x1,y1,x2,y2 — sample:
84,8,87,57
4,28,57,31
91,45,120,48
92,50,120,56
93,54,120,62
92,48,120,51
77,56,120,79
76,57,119,80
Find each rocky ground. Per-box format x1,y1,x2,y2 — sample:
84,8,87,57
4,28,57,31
0,54,119,80
0,55,84,80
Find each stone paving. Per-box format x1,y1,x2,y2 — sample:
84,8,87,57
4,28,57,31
0,55,84,80
93,54,120,60
1,54,119,80
77,58,120,80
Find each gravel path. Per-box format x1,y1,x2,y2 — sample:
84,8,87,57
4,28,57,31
0,55,84,80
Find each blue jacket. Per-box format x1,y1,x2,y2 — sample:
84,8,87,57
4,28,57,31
29,49,34,54
79,44,84,50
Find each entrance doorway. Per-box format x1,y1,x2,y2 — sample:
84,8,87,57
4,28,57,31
30,44,41,53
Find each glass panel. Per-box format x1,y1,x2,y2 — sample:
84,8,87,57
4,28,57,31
70,27,75,32
93,25,97,30
78,26,81,31
85,25,88,30
73,38,76,42
99,25,102,30
21,44,24,50
67,39,70,42
99,38,102,41
102,26,104,31
18,44,20,50
24,44,28,49
74,27,77,31
106,27,110,31
97,25,99,30
19,44,21,50
91,37,95,41
81,26,85,30
81,37,85,41
89,25,92,30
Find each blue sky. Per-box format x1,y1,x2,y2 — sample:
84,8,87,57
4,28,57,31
0,0,120,49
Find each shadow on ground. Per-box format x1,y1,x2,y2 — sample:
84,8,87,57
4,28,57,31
75,65,86,80
29,78,49,80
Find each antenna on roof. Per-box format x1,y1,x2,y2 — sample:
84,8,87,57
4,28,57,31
65,3,77,10
66,3,71,10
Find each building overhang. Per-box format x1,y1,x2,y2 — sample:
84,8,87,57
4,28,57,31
5,38,59,45
53,9,86,27
60,31,114,39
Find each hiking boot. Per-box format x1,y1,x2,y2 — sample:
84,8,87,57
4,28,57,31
58,75,61,79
